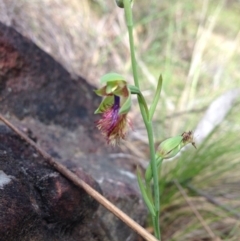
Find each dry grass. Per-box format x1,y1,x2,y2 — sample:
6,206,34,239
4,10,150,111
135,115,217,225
0,0,133,85
0,1,239,128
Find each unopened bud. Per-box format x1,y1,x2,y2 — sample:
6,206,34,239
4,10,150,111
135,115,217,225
145,131,196,182
157,136,182,159
157,131,196,159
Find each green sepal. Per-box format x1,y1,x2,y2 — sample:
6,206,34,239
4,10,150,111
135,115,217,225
100,73,126,85
94,96,114,114
119,93,131,114
137,167,156,217
94,86,107,97
106,82,118,94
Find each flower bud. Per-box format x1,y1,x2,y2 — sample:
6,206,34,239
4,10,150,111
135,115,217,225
145,131,196,182
156,131,196,159
156,136,183,159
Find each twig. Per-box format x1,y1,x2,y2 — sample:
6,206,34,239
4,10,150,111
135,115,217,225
187,183,240,219
0,114,159,241
173,179,216,239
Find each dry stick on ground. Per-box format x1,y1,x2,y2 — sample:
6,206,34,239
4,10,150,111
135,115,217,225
0,114,159,241
173,179,222,241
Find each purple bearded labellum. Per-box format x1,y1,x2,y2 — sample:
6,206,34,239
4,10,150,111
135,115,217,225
96,95,131,145
94,73,132,145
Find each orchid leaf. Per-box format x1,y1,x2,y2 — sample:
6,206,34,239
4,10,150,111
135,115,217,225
149,74,162,120
137,167,156,217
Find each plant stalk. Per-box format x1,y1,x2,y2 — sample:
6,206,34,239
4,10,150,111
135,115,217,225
123,0,161,239
146,122,161,239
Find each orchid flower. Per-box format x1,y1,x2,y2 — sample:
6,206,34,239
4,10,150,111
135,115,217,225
94,73,132,145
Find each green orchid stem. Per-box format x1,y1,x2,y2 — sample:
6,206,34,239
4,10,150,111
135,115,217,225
123,0,139,88
123,0,161,239
129,85,150,119
146,180,157,236
146,122,161,239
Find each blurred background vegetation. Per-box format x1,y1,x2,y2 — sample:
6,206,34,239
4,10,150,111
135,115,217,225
0,0,240,240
